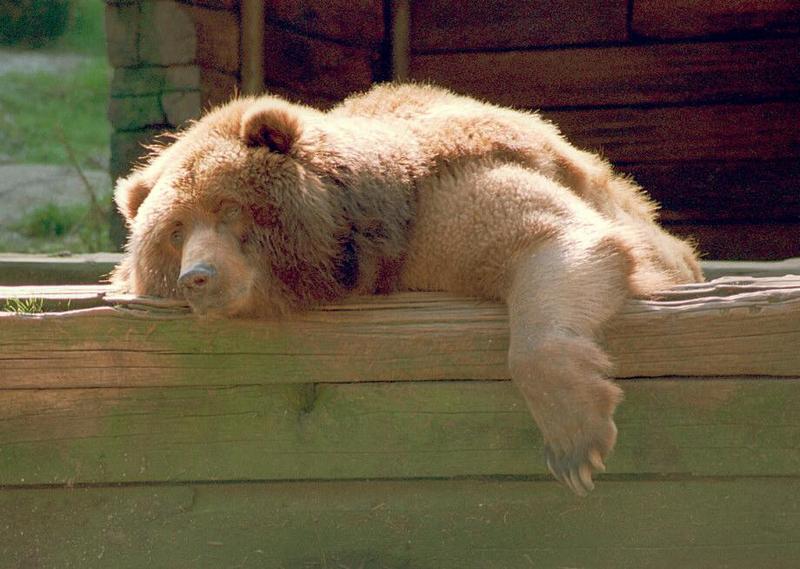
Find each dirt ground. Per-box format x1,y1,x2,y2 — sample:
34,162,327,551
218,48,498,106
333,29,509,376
0,47,88,76
0,164,110,227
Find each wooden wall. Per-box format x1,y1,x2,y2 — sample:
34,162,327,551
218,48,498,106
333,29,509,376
261,1,800,260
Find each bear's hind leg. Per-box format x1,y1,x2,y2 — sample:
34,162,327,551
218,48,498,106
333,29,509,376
506,233,633,495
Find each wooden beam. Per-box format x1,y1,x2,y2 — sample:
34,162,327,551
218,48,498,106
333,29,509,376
547,101,800,163
1,276,798,387
702,258,800,279
0,253,119,286
391,0,410,81
410,0,628,51
410,38,800,109
632,0,800,39
0,257,795,290
240,0,265,95
1,378,798,485
2,479,799,568
0,284,108,312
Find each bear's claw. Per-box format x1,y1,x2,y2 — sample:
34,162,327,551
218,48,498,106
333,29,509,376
544,427,614,497
545,445,600,497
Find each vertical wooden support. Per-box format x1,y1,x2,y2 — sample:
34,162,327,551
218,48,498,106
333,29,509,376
241,0,265,95
390,0,410,82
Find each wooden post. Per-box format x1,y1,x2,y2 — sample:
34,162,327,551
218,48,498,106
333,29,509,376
391,0,410,82
240,0,265,95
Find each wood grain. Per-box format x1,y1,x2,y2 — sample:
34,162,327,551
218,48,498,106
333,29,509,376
410,0,628,51
2,480,799,568
627,159,800,223
633,0,800,39
267,0,385,46
410,38,800,109
547,101,800,164
0,253,118,286
262,22,379,101
0,378,798,485
0,284,108,311
1,277,799,387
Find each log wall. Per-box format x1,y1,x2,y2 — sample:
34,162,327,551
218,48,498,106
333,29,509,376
259,1,800,260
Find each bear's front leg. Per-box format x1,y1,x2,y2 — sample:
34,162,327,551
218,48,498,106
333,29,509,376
506,234,633,495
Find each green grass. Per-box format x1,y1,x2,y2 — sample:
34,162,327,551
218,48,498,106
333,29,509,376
3,297,45,314
1,197,113,254
0,57,111,168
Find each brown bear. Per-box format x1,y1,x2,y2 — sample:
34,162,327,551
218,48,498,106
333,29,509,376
112,83,703,495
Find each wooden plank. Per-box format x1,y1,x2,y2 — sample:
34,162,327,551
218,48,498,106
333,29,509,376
0,258,797,308
628,159,800,223
703,258,800,279
2,479,799,568
547,101,800,164
0,261,795,308
654,275,800,300
0,253,119,286
666,222,800,261
0,378,798,485
410,0,628,51
262,23,378,101
0,284,108,312
267,0,385,46
409,38,800,109
633,0,800,39
1,278,798,387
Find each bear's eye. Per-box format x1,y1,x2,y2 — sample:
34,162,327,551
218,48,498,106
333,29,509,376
170,225,184,248
221,203,242,223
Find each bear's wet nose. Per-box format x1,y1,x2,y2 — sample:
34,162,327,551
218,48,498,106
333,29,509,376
178,263,217,294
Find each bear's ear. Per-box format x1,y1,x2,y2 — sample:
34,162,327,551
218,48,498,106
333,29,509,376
114,174,152,223
240,104,303,154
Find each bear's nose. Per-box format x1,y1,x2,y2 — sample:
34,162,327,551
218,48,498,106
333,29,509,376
178,263,217,294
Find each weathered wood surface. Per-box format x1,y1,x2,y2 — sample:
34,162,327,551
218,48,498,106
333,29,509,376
548,102,799,163
267,0,385,46
633,0,800,39
0,284,108,312
410,39,800,109
410,0,628,51
1,276,799,387
0,253,118,286
0,257,794,291
3,479,799,569
262,23,379,102
702,257,800,278
630,159,800,223
0,378,798,485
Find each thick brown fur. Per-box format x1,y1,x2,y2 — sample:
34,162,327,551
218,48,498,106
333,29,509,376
113,83,703,494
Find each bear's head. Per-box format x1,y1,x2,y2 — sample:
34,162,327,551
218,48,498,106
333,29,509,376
111,96,358,317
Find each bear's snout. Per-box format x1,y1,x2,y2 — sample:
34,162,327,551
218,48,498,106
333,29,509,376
178,263,218,297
